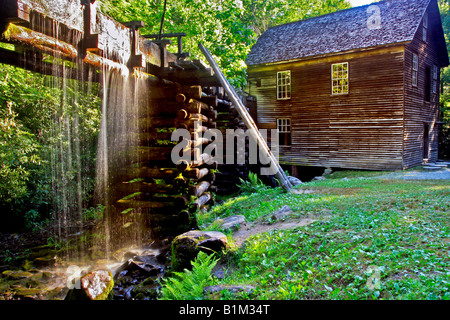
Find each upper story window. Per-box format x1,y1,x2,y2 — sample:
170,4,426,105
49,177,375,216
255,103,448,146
423,12,428,42
412,53,419,87
277,71,291,100
277,118,291,146
332,62,349,95
433,65,438,94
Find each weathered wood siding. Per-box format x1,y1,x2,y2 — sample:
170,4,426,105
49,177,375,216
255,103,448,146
248,46,406,170
403,5,441,168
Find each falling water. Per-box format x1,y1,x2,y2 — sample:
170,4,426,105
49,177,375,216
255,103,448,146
94,65,152,260
0,2,166,300
11,4,153,263
22,11,144,261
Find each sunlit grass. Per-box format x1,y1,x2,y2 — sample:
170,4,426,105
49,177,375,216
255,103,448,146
199,171,450,300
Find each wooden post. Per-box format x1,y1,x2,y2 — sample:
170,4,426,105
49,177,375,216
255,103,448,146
198,43,292,192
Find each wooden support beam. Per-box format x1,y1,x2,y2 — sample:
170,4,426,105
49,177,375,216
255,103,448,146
199,43,292,192
183,168,209,180
176,111,209,122
3,23,78,58
192,59,208,70
189,181,211,197
175,153,212,171
190,192,212,212
182,85,202,99
123,20,146,69
200,93,218,107
119,167,178,179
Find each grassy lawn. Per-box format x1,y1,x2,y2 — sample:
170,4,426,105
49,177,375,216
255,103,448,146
197,170,450,300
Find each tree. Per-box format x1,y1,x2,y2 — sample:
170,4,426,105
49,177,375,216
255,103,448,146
0,107,41,203
101,0,351,88
0,61,102,231
439,0,450,159
242,0,351,36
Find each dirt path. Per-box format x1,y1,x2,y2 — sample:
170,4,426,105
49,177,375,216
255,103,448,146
232,217,317,247
377,167,450,180
229,165,450,247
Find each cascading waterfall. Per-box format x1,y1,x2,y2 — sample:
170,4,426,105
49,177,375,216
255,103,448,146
24,13,149,262
94,58,151,261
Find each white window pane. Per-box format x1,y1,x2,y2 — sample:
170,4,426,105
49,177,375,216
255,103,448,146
277,71,291,100
332,63,349,95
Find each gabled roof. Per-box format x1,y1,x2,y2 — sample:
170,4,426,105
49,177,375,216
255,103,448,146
246,0,448,67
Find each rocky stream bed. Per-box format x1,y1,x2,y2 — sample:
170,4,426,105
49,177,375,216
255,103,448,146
0,226,174,301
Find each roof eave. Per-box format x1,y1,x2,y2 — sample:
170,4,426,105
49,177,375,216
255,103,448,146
246,41,411,68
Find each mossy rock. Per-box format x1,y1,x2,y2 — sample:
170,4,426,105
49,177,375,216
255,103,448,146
2,270,34,280
171,230,228,272
45,286,68,300
13,287,43,299
33,256,57,268
131,281,160,300
22,260,34,271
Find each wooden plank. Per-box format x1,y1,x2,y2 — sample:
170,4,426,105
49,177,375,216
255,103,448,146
247,45,408,171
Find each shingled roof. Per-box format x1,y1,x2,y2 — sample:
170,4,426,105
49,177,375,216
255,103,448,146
246,0,445,66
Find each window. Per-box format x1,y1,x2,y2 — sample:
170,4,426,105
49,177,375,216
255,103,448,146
425,66,431,102
423,123,430,159
332,62,349,95
277,118,291,146
433,65,438,94
422,12,428,42
412,53,418,87
277,71,291,100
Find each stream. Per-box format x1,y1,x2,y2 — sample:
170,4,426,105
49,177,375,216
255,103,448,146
0,230,172,300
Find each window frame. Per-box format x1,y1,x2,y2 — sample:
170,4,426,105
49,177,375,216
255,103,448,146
277,118,291,146
331,62,349,95
277,70,291,100
433,65,438,95
412,53,419,87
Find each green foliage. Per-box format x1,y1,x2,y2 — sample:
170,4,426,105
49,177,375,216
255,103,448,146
82,204,105,221
202,172,450,300
439,0,450,158
0,110,42,202
159,251,219,300
238,171,268,194
0,63,102,231
101,0,351,88
242,0,351,36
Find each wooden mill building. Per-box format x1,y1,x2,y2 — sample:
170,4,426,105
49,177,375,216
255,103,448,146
246,0,449,171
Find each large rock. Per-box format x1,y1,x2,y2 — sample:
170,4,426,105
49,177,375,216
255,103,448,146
33,256,57,268
171,231,228,271
214,215,246,231
80,270,114,300
273,205,294,221
288,176,303,186
323,167,333,176
65,270,114,300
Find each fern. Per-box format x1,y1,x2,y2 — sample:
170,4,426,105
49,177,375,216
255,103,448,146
238,172,267,194
159,251,219,300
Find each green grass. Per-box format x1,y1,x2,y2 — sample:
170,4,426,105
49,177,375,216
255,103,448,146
198,170,450,300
